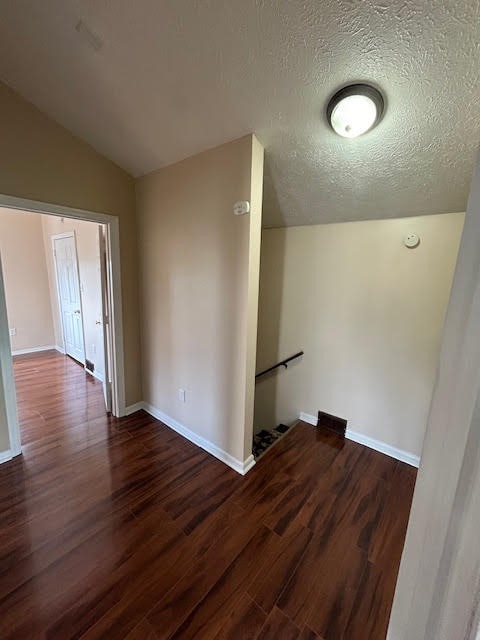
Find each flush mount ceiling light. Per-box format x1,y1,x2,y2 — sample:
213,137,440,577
327,84,384,138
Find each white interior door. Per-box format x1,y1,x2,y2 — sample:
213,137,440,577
53,234,85,364
98,226,112,413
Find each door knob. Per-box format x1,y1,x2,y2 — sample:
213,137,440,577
74,309,81,314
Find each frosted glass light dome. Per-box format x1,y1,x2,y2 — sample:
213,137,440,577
327,84,384,138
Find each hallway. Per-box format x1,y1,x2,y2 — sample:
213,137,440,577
0,351,416,639
13,350,106,446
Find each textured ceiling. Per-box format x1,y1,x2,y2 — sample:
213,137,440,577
0,1,478,226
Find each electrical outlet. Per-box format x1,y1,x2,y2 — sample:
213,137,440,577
9,328,16,337
178,389,186,403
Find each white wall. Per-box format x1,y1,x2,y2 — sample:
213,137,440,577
136,135,264,468
0,208,55,351
41,215,105,379
255,212,464,458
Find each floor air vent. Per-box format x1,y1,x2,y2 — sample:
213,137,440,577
317,411,347,437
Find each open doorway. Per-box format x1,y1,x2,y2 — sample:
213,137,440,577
0,195,125,460
0,208,111,446
48,221,112,413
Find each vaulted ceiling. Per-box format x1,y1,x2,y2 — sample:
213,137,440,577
0,1,478,226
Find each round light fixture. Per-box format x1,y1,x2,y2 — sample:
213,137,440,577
327,84,384,138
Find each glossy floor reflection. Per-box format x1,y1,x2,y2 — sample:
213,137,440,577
0,351,416,639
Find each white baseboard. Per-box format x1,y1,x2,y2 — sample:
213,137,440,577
242,454,256,475
299,411,317,426
85,367,104,383
0,449,13,464
11,344,56,356
55,344,66,354
299,412,420,468
124,401,144,416
346,429,420,467
142,401,255,475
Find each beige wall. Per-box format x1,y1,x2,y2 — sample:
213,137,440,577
255,212,464,457
137,135,263,465
41,216,106,379
0,208,55,351
0,80,141,411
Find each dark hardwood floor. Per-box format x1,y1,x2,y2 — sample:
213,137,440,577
0,350,416,639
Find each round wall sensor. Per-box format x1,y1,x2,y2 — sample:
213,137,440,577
404,233,420,249
233,201,250,216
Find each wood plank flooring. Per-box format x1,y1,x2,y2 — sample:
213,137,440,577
0,350,417,639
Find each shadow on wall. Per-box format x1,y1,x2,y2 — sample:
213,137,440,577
253,223,286,434
262,155,294,229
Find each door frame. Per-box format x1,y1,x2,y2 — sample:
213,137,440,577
0,259,20,457
0,193,126,459
51,231,86,364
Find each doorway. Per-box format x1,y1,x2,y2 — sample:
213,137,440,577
0,194,126,461
50,224,112,413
